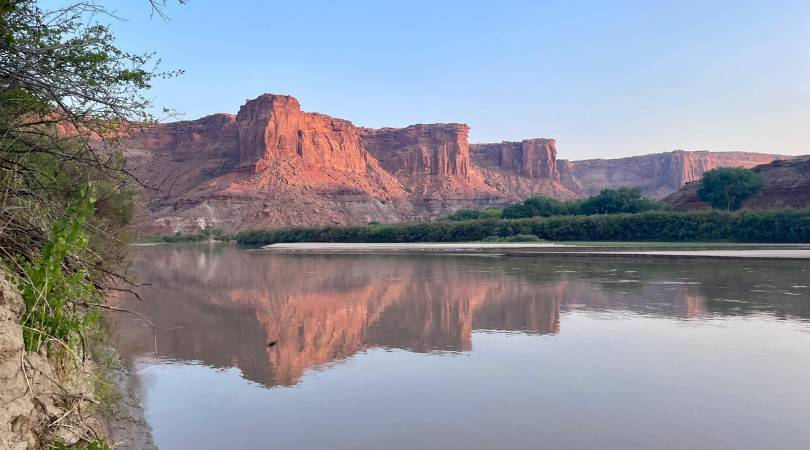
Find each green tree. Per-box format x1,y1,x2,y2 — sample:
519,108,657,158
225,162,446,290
482,207,502,219
522,196,569,216
698,168,764,211
578,187,663,215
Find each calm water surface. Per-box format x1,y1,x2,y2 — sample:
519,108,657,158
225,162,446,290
108,245,810,450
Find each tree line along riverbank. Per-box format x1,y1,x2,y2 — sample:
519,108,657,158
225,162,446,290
234,209,810,246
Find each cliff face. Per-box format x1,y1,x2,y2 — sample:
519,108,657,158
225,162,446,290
470,139,576,201
360,124,470,176
559,150,786,199
126,94,415,233
124,92,792,232
236,94,368,173
664,156,810,210
359,124,505,212
471,139,559,179
125,113,240,199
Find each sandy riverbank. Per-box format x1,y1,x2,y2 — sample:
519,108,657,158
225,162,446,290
262,243,810,259
262,242,573,253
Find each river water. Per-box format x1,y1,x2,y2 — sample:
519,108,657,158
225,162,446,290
107,245,810,449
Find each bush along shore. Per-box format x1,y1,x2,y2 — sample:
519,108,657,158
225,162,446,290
137,227,232,244
236,209,810,246
1,1,173,447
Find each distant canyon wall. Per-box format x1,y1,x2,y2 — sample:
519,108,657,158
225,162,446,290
124,93,789,232
558,150,786,199
664,156,810,211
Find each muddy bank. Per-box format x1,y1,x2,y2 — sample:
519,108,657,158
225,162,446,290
0,277,98,448
0,275,155,449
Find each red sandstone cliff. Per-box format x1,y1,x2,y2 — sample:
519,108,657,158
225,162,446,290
360,124,471,176
236,94,368,172
124,92,792,232
472,139,559,179
127,94,415,232
359,124,506,213
471,139,576,201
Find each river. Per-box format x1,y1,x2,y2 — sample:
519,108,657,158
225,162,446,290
106,244,810,449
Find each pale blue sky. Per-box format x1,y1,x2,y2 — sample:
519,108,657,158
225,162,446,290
107,0,809,159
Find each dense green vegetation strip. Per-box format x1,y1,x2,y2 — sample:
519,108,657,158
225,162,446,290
236,209,810,246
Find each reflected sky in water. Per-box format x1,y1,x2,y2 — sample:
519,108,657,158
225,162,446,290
108,245,810,450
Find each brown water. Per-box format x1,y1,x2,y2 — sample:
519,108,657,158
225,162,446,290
108,245,810,450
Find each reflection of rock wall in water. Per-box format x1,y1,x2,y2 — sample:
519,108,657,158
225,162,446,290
109,248,809,389
111,250,569,387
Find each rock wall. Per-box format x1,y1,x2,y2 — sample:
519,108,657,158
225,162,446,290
471,138,559,180
126,94,415,233
360,124,471,176
359,124,504,211
559,150,786,199
123,92,792,232
470,139,575,202
236,94,368,173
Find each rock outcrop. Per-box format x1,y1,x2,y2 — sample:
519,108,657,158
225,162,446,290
664,156,810,210
127,94,417,233
236,94,368,172
471,139,575,201
472,139,559,179
359,124,505,213
360,124,471,176
125,113,240,202
124,92,792,232
558,150,787,199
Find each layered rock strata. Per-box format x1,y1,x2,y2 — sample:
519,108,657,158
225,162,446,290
558,150,787,199
124,93,790,232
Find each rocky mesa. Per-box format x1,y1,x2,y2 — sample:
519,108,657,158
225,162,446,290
127,94,415,233
124,93,790,232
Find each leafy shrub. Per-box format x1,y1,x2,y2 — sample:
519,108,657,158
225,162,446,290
147,227,231,243
503,196,569,218
447,208,502,221
15,186,100,352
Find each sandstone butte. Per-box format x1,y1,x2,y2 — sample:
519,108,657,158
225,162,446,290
123,93,789,233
